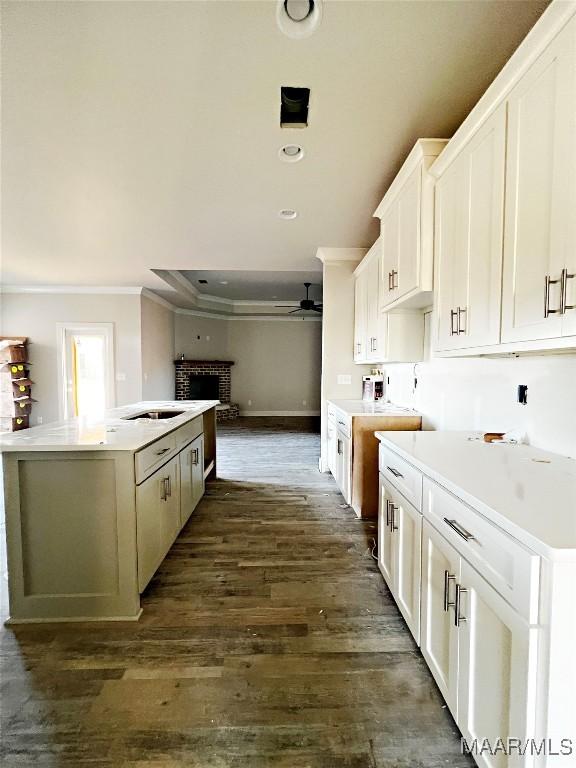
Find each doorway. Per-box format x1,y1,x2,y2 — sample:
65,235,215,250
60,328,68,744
57,323,115,420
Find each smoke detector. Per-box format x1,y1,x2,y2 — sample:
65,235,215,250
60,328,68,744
279,209,298,220
276,0,323,39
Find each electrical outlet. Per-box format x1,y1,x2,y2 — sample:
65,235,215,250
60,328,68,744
337,374,352,385
37,416,43,425
248,399,252,406
115,372,126,382
206,335,210,341
302,399,307,406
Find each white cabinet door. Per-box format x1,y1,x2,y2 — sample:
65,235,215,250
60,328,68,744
395,164,421,302
327,420,338,476
179,435,204,528
457,560,538,768
502,17,576,343
354,271,368,362
336,429,351,503
366,254,382,361
378,476,395,587
421,520,460,716
136,455,180,592
393,491,422,644
435,105,506,351
379,204,400,310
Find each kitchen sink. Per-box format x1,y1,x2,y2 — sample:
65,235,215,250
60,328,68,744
123,410,185,421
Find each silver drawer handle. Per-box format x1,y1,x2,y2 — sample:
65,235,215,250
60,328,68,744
444,517,475,542
386,466,404,479
156,447,170,456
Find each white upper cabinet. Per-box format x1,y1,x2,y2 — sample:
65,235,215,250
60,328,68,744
431,4,576,355
502,14,576,343
353,240,424,364
434,104,506,352
375,139,447,311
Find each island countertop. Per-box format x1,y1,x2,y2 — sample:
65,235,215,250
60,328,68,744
0,400,219,453
375,430,576,559
328,399,420,418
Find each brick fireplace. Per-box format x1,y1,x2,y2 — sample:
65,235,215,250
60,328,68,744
174,359,239,422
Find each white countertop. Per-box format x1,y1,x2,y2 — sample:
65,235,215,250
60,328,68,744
328,399,421,418
0,401,219,453
376,430,576,560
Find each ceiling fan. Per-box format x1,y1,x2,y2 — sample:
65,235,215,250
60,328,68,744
276,282,323,314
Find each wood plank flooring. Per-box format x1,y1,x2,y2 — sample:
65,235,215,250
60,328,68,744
0,417,473,767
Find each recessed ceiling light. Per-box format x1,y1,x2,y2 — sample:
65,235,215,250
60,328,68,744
219,280,229,285
279,209,298,219
277,0,323,39
279,144,305,163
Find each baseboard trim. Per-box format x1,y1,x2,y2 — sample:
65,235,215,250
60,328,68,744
239,410,320,417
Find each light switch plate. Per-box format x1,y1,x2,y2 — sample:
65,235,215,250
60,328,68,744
337,374,352,385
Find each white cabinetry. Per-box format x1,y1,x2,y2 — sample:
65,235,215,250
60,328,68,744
179,433,204,527
136,455,181,592
502,15,576,344
378,476,422,643
353,241,425,364
375,139,447,311
434,105,506,352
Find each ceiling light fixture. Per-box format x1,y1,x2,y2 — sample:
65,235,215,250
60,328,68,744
279,209,298,220
219,280,229,285
279,144,305,163
277,0,322,39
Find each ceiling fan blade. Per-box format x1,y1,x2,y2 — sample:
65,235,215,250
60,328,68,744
288,308,302,314
275,305,299,308
313,306,323,312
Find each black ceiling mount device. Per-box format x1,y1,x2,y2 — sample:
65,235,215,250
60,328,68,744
276,283,322,314
281,87,310,127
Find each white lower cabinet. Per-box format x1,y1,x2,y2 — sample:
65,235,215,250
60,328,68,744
378,476,422,643
136,454,181,592
420,518,460,712
421,519,537,768
179,434,204,527
457,559,538,768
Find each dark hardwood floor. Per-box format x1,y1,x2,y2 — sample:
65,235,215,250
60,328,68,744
0,417,473,767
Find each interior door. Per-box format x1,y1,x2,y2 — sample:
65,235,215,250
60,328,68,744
377,476,395,589
457,560,538,768
420,520,460,716
501,17,575,342
393,490,423,645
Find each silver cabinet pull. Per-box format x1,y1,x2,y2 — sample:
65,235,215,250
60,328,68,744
454,584,467,627
385,498,391,528
337,439,343,455
450,309,458,336
192,448,199,465
544,274,562,318
389,503,398,532
443,517,475,542
390,269,398,289
167,475,172,497
457,306,467,334
443,570,456,612
160,477,169,501
156,447,170,456
561,267,576,313
386,466,403,479
388,271,393,291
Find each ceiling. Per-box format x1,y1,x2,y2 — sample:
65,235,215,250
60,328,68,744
179,270,322,301
1,0,549,291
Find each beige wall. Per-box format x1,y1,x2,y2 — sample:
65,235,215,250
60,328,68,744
140,295,175,400
174,313,229,360
174,312,322,414
0,292,142,425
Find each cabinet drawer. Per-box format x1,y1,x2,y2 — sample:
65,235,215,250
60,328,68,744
174,417,202,451
333,412,351,439
379,444,422,511
423,478,540,623
135,434,177,484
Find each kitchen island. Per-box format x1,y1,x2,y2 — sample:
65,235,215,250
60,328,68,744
1,400,218,623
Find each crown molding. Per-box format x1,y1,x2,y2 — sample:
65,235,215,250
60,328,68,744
315,247,368,265
0,285,144,295
175,307,321,322
141,288,178,311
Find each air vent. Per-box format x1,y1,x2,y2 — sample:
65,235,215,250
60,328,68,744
281,87,310,128
198,279,208,284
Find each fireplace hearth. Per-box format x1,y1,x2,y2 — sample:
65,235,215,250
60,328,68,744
174,359,239,422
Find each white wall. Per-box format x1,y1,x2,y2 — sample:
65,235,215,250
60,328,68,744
0,292,142,425
384,313,576,459
174,312,322,415
140,295,175,400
